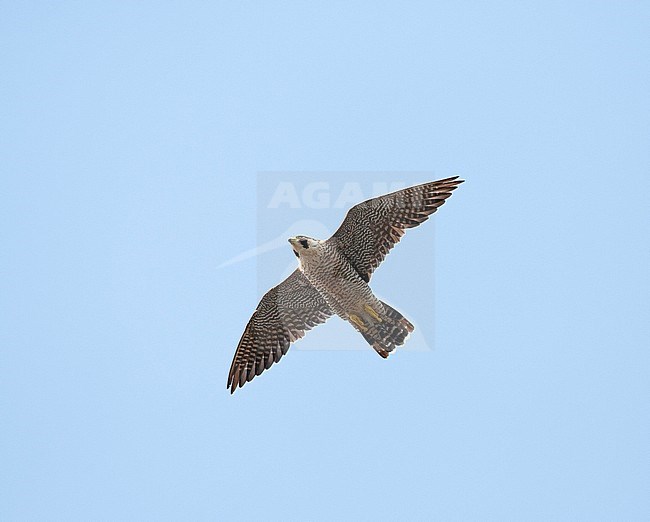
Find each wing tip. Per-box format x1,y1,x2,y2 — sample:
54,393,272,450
434,175,464,186
228,371,241,394
228,365,246,394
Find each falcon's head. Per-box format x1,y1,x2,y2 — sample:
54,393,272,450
288,236,320,258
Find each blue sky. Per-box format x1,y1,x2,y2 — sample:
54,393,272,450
1,2,649,520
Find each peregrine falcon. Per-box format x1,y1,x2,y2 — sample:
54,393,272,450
227,176,464,393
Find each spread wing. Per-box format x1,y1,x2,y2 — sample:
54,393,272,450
227,269,332,394
329,176,464,282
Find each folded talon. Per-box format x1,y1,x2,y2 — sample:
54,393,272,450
364,304,382,322
349,314,368,331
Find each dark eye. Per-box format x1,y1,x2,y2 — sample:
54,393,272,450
299,239,309,249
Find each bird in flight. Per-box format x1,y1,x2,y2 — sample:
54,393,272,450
227,176,464,393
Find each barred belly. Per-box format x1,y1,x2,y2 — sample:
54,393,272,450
300,247,377,320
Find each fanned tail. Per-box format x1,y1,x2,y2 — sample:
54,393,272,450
360,301,414,358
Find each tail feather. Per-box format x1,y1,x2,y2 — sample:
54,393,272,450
361,301,414,358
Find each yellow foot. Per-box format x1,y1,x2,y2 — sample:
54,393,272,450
363,304,382,322
349,314,368,332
